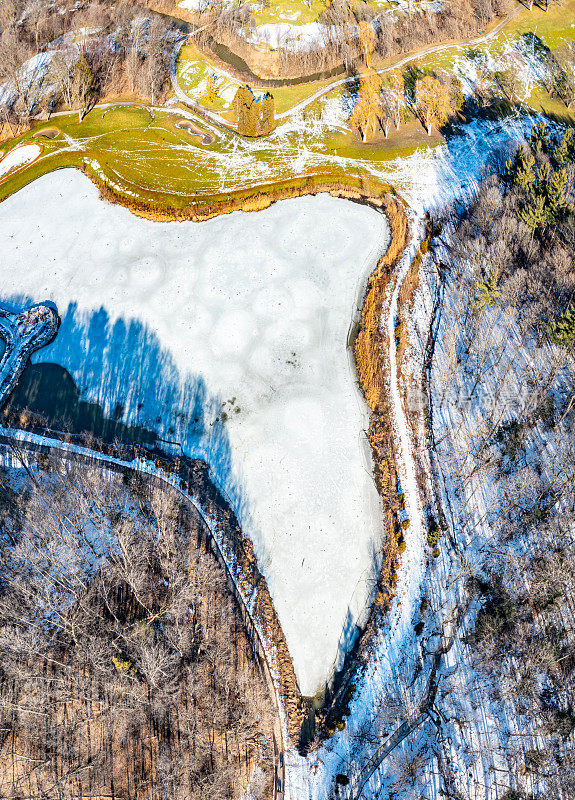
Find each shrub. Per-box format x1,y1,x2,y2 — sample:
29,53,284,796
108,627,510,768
524,749,548,770
336,720,346,731
427,519,443,548
342,685,356,705
398,541,407,553
546,708,575,739
432,547,440,558
401,519,410,530
112,655,133,673
36,452,50,471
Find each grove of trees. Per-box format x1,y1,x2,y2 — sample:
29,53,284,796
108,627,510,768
0,0,175,138
0,452,275,799
234,84,275,136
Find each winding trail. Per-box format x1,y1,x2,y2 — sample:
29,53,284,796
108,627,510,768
345,216,429,798
169,5,521,125
277,7,520,120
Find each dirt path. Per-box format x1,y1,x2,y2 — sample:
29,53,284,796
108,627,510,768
170,5,521,125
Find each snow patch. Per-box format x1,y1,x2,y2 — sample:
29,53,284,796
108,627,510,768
0,144,42,181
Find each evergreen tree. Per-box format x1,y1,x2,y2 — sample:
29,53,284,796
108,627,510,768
550,304,575,346
234,85,275,136
529,118,551,154
505,145,535,192
520,193,549,231
247,94,260,136
259,92,275,135
234,85,254,135
475,269,501,314
547,167,572,222
206,73,219,104
553,128,575,167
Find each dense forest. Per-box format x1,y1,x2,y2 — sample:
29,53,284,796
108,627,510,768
0,451,275,799
424,120,575,796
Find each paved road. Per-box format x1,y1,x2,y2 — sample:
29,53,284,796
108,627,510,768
0,428,286,800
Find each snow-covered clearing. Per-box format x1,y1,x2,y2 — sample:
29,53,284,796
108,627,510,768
0,143,42,181
0,169,390,697
246,21,325,50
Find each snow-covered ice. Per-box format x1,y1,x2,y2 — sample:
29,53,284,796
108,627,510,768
0,169,391,695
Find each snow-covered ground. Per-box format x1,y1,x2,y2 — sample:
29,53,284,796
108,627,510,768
0,143,42,181
284,114,536,799
246,21,325,51
0,51,63,111
0,169,390,696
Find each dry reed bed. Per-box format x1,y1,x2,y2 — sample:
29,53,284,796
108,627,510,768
349,195,410,652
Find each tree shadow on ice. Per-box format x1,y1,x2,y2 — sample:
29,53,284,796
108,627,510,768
2,297,247,518
300,541,384,750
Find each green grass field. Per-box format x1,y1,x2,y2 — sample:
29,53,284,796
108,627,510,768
2,0,572,213
503,0,575,49
0,96,439,212
175,42,338,116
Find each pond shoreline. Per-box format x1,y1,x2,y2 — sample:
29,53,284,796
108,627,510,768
0,167,411,750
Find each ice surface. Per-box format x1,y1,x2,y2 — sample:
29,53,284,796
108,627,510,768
0,169,391,695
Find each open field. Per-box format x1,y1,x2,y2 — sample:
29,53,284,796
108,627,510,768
0,96,442,212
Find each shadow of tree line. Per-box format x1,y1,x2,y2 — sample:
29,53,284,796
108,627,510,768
3,297,248,520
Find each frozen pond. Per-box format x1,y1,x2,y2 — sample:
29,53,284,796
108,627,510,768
0,169,390,695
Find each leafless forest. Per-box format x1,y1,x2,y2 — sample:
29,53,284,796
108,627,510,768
415,122,575,796
178,0,516,79
0,0,174,135
0,451,275,800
